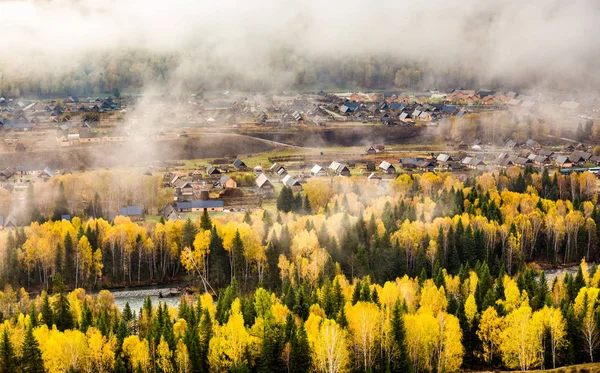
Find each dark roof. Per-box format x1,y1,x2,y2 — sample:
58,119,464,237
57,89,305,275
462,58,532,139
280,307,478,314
233,159,246,168
177,200,224,209
119,206,143,216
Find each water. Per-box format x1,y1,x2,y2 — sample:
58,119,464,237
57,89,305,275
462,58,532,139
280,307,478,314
543,266,579,284
101,285,185,312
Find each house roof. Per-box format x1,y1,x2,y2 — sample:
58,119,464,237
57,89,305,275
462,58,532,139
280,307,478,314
555,155,570,164
177,200,224,209
256,173,272,188
329,161,342,171
569,151,592,162
417,159,436,168
219,175,232,184
378,161,394,170
40,167,55,178
514,157,532,165
559,101,580,110
120,206,143,216
282,174,300,187
206,165,220,174
310,165,324,174
367,173,382,180
461,156,473,165
233,159,246,168
399,158,417,164
436,154,450,162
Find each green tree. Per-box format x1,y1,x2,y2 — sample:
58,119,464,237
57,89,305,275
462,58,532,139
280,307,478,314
277,186,294,213
0,328,16,373
40,294,53,328
290,325,311,373
52,182,70,221
20,324,44,373
390,301,410,372
52,274,73,332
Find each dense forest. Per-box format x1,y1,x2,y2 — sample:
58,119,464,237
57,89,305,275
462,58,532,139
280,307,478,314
1,166,600,372
0,51,477,98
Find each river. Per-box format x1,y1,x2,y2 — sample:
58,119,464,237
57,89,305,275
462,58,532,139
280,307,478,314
100,285,185,311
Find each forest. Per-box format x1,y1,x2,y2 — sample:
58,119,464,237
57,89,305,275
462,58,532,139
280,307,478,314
0,166,600,372
0,51,469,98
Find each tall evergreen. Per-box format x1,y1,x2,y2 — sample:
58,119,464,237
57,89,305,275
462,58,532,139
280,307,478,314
390,301,410,372
200,210,212,231
63,233,75,287
290,325,311,373
183,218,199,249
40,293,53,328
52,182,70,221
51,274,73,332
277,186,295,213
20,324,44,373
0,328,16,373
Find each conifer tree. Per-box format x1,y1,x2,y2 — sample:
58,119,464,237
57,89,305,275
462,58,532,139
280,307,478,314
52,274,73,332
290,325,311,373
0,328,16,373
40,293,53,328
390,301,409,372
20,324,44,373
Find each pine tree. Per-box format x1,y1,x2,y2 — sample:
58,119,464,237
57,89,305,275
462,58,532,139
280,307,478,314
198,309,213,372
231,231,245,282
26,184,42,224
63,233,75,287
20,324,44,373
277,186,294,213
52,274,73,332
40,293,53,328
183,218,199,250
80,300,93,333
293,285,310,321
54,243,63,279
52,182,70,221
390,301,409,372
0,328,16,373
290,325,311,373
200,210,212,231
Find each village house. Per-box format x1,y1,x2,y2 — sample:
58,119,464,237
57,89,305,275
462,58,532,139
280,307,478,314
161,204,180,222
175,180,194,200
365,146,377,155
38,167,55,180
367,173,382,182
232,159,247,171
378,161,396,174
553,155,572,168
176,200,224,213
514,157,533,168
0,167,14,182
282,174,302,191
219,175,238,189
114,206,144,221
328,161,351,176
206,165,221,176
191,170,204,182
568,151,592,166
417,159,436,172
310,165,327,177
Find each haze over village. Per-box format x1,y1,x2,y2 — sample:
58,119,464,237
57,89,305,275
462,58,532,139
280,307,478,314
0,1,599,373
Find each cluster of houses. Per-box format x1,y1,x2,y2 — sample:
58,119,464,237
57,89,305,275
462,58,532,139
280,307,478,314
327,89,593,126
0,96,120,133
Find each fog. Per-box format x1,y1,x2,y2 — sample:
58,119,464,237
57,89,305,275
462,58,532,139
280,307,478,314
1,0,599,92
